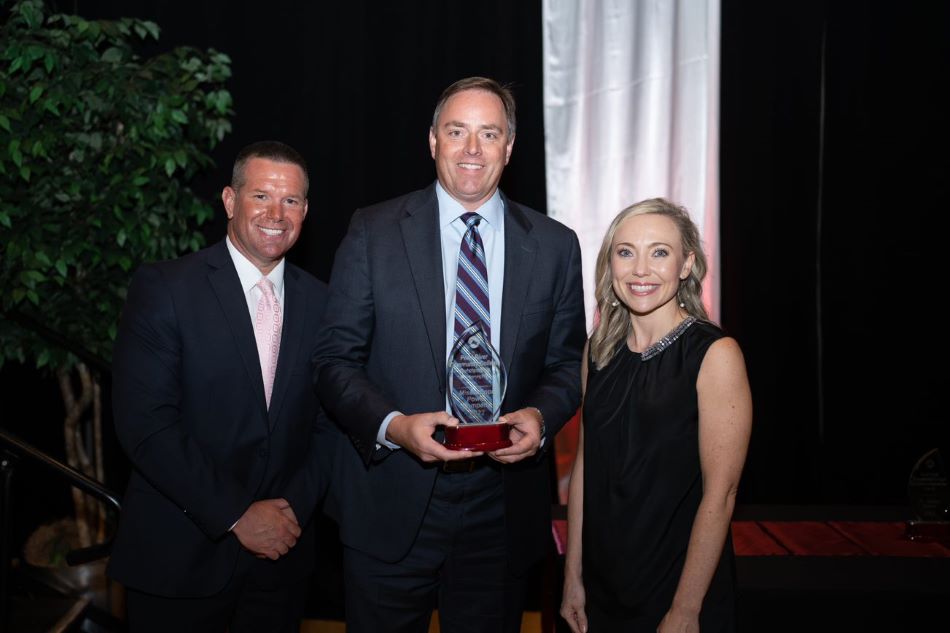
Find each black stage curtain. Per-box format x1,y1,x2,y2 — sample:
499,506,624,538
83,0,548,283
722,0,948,504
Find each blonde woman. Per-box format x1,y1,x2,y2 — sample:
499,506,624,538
560,199,752,633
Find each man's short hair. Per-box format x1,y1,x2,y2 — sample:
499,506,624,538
431,77,517,138
231,140,309,196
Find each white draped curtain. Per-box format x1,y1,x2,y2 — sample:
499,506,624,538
542,0,721,328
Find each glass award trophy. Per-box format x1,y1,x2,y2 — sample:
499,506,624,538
444,321,512,451
905,448,950,543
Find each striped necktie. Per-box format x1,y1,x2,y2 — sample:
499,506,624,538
451,212,492,424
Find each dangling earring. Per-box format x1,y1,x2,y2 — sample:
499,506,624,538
611,300,619,307
677,290,685,308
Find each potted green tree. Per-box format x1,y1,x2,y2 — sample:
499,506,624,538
0,0,233,583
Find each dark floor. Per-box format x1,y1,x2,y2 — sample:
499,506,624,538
5,506,948,632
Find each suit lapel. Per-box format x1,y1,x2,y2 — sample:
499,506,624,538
267,265,304,430
206,241,268,419
500,198,538,372
400,187,448,394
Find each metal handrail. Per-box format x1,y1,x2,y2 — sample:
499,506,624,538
1,427,122,629
0,427,121,565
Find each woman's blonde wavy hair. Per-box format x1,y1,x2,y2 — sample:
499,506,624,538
589,198,709,370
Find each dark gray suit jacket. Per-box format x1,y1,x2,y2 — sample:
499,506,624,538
314,184,585,573
109,240,331,597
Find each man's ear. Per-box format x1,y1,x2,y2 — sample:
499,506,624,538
222,187,235,219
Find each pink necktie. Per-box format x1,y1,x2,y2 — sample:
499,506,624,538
254,277,282,408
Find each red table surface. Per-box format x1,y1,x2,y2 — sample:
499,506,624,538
550,519,950,557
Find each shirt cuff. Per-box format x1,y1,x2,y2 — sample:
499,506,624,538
376,411,403,450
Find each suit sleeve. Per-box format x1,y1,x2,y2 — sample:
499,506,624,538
112,265,252,539
313,210,398,464
524,230,586,448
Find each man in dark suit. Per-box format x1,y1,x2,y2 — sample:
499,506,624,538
314,77,586,633
109,141,330,633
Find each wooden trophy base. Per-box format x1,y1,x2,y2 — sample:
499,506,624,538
444,423,512,451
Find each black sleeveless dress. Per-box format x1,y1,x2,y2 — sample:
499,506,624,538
582,318,737,632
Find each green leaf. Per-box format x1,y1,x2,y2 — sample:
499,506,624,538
29,85,44,103
19,166,30,182
117,228,127,246
37,349,50,368
26,289,40,305
143,21,160,40
101,47,123,63
170,109,188,124
9,144,23,169
35,251,52,267
21,2,44,29
0,211,10,228
55,259,68,277
0,115,8,132
44,53,55,74
164,157,176,176
20,270,46,286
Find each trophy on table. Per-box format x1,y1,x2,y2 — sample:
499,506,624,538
444,321,512,451
905,447,950,543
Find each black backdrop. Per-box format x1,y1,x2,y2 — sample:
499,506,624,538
85,0,549,281
4,0,947,574
721,0,948,504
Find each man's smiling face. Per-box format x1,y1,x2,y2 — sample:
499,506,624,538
222,157,308,274
429,88,514,211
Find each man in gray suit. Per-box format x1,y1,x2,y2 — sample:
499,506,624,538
314,77,585,633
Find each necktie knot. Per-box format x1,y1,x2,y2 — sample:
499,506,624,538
257,277,276,301
461,212,483,230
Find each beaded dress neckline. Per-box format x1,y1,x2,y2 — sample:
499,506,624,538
628,315,698,360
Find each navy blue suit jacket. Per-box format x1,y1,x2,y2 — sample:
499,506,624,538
314,184,585,574
108,239,331,597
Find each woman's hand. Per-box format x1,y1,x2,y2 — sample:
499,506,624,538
560,574,588,633
657,604,699,633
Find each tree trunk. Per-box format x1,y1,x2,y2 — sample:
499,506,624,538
57,362,104,549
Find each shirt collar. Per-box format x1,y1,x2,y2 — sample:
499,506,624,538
225,236,285,296
435,181,504,231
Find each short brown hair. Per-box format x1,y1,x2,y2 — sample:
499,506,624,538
431,77,517,138
231,140,309,195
